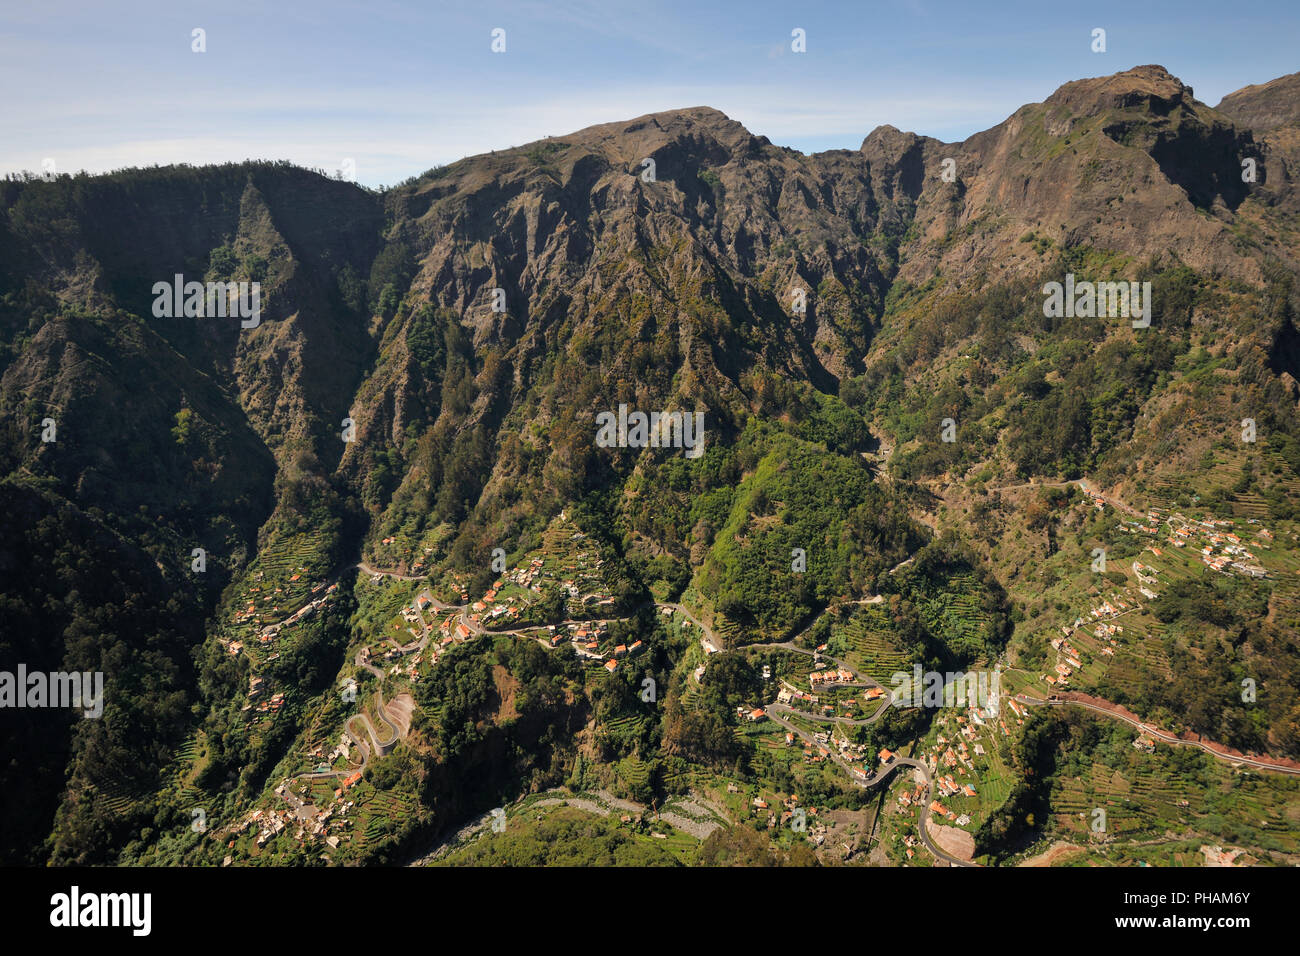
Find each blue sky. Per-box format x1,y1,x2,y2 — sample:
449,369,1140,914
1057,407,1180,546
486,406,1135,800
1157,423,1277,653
2,0,1296,187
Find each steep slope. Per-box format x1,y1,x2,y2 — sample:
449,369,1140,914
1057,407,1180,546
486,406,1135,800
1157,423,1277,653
1217,71,1300,134
2,65,1299,865
1217,71,1300,228
875,65,1266,290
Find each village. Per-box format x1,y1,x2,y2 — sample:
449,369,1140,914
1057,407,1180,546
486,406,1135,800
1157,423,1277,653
1119,504,1272,580
1030,492,1281,696
217,566,344,719
211,486,1291,865
218,764,364,864
214,512,670,863
726,642,1020,862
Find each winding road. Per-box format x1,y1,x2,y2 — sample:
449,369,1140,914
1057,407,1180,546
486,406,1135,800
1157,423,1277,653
761,705,976,867
312,557,1300,866
357,561,427,581
734,604,974,864
1013,694,1300,776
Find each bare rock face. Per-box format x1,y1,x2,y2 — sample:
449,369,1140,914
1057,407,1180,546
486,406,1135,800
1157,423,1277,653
5,64,1297,526
1048,64,1194,118
890,65,1269,287
1217,71,1300,135
1216,72,1300,225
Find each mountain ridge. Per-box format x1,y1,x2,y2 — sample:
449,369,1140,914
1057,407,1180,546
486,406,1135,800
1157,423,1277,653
3,64,1300,866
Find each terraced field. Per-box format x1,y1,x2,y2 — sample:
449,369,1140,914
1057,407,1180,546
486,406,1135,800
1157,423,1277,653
602,713,650,742
1096,616,1175,696
355,789,420,847
614,756,653,793
914,573,991,654
1041,741,1300,862
830,605,913,683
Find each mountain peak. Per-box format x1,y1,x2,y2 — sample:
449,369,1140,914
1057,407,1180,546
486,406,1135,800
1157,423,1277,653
1044,64,1194,116
1216,71,1300,134
550,106,765,167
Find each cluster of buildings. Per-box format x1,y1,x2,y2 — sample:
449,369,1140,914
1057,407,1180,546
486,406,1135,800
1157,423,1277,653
926,800,970,825
274,582,338,632
470,580,530,627
458,527,615,632
881,703,1028,854
804,729,870,770
936,712,989,768
809,666,856,687
227,567,337,642
225,580,339,654
226,806,290,849
1044,598,1131,688
776,685,816,707
1082,487,1109,511
790,732,832,766
243,675,285,715
433,570,471,604
228,580,341,721
308,732,354,768
1039,508,1276,698
889,704,1018,836
436,609,475,646
1123,512,1271,580
394,651,426,682
1195,530,1267,578
748,792,828,842
536,619,644,673
232,790,357,853
590,628,645,672
226,742,368,860
508,556,548,593
502,524,612,608
777,681,886,722
934,772,977,799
